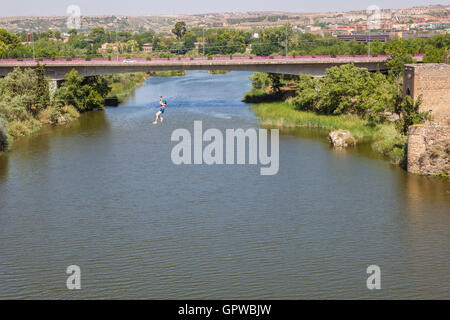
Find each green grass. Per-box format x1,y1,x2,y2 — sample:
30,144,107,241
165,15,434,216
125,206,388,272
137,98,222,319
251,102,407,164
251,102,377,139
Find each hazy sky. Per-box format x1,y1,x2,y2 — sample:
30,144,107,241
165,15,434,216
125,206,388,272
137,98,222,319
1,0,446,16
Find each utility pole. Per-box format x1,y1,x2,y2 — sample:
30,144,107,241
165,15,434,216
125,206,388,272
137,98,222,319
116,29,119,61
285,25,288,57
202,27,205,57
31,32,35,60
27,32,36,61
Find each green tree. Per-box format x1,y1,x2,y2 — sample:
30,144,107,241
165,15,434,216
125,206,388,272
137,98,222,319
369,40,384,56
183,30,197,52
0,29,22,57
32,64,50,116
249,72,271,90
385,39,415,77
423,45,445,63
291,64,397,122
89,27,106,44
394,95,429,135
68,29,78,36
268,73,283,93
292,75,320,111
55,70,110,112
0,29,21,49
172,21,187,40
251,26,292,56
0,41,6,58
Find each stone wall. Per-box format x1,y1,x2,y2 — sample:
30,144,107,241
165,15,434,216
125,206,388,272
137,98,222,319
407,125,450,176
404,64,450,125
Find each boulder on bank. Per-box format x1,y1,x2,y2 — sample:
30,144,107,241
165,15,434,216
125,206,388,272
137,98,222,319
57,115,72,124
329,129,356,148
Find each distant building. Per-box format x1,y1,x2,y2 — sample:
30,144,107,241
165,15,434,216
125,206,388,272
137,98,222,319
142,43,153,53
305,26,322,33
337,33,390,43
194,42,205,50
98,42,128,54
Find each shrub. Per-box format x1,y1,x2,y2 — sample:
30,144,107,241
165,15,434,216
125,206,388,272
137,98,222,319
85,57,91,61
230,54,233,60
242,89,282,103
208,55,213,60
394,95,429,135
146,56,151,61
108,55,112,61
291,64,398,121
8,117,41,137
61,105,80,120
66,57,72,61
0,117,11,152
371,125,407,164
249,72,271,90
55,69,111,113
38,105,61,124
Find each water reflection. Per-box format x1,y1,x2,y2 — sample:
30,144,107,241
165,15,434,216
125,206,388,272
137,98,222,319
0,153,8,179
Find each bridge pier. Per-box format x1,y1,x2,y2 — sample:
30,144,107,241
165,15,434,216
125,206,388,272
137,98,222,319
49,79,64,97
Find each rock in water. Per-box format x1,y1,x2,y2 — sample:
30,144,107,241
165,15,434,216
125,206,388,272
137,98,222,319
329,129,356,148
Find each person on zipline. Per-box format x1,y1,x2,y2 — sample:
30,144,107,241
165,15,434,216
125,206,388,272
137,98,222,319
153,96,167,124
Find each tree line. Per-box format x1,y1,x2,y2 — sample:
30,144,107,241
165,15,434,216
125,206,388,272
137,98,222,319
0,65,112,151
1,24,448,61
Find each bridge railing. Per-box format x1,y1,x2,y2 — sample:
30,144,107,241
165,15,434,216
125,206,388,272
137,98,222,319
0,54,424,63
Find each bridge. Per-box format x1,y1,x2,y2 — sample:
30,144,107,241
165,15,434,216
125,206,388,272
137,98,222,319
0,55,424,80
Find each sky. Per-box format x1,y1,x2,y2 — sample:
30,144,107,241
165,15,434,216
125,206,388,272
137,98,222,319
1,0,447,16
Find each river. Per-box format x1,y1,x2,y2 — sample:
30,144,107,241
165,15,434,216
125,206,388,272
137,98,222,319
0,71,448,299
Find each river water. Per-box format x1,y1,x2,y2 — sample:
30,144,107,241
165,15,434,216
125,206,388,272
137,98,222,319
0,71,448,299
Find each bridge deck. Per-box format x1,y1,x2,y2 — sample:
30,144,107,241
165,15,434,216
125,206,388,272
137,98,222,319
0,55,424,79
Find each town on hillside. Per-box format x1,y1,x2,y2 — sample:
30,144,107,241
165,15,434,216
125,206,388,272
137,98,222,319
1,4,448,39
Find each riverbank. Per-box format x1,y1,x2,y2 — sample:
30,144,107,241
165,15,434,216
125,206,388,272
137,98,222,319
0,103,81,152
252,102,407,165
105,71,186,105
105,73,150,105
